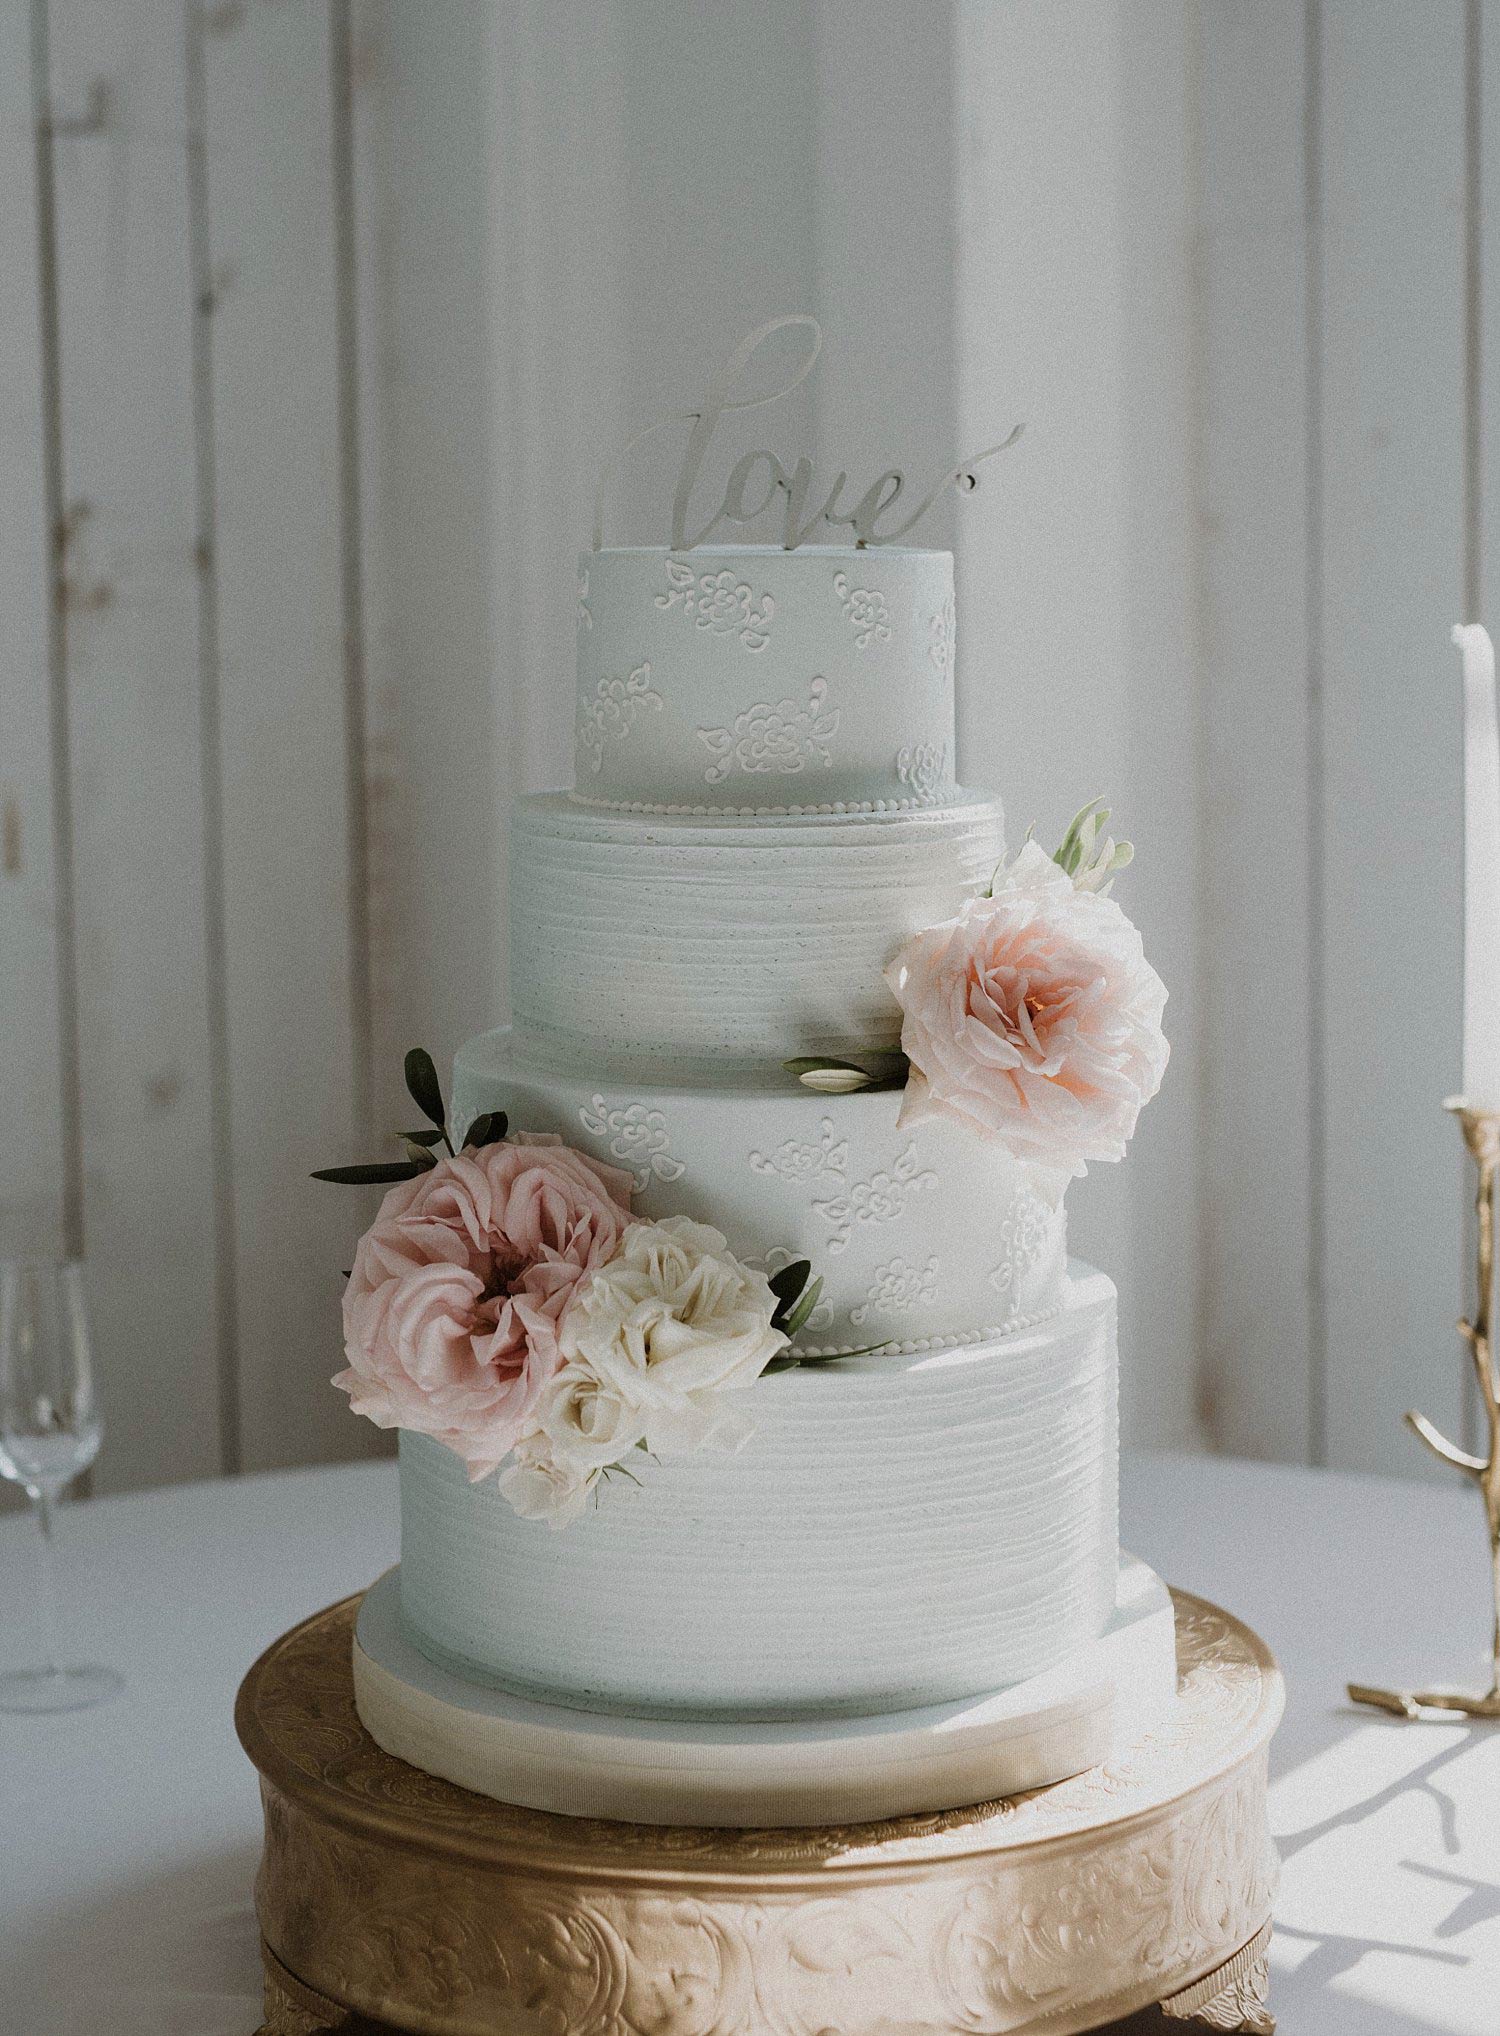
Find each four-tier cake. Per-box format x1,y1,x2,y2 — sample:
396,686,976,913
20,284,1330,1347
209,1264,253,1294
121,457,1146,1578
335,538,1177,1825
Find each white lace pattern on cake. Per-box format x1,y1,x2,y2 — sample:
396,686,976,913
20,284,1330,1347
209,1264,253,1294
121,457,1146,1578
577,664,662,774
896,741,947,799
576,564,592,633
656,557,774,652
988,1184,1055,1304
577,1095,685,1190
832,570,891,649
850,1253,940,1325
748,1117,848,1188
697,677,839,784
813,1143,938,1255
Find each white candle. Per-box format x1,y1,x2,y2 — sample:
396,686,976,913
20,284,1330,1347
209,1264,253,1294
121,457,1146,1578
1456,623,1500,1108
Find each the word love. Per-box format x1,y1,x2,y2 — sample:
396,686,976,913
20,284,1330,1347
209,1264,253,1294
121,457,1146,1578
593,316,1023,553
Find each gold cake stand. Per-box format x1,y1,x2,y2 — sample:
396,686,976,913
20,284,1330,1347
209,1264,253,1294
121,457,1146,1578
236,1590,1283,2036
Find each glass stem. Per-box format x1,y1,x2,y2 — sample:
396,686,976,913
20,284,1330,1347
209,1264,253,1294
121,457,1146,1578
30,1483,63,1677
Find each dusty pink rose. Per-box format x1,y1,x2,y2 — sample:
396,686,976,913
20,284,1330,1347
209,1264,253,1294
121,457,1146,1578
333,1140,635,1479
885,840,1168,1175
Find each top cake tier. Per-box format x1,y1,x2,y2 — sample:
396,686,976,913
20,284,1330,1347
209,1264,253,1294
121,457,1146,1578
574,545,956,813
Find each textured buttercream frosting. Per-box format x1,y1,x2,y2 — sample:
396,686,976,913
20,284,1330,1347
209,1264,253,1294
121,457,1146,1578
575,546,956,811
397,1269,1119,1721
508,792,1005,1078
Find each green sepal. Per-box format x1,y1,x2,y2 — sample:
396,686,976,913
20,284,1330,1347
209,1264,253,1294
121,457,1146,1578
1051,797,1133,893
1053,796,1106,878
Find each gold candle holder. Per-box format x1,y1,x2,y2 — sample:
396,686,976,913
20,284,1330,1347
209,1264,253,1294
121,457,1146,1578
1349,1097,1500,1720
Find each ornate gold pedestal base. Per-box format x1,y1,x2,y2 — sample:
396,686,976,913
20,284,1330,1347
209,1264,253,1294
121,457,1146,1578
237,1591,1283,2036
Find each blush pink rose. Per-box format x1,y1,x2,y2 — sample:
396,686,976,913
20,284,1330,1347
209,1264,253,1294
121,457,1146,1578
885,840,1168,1175
333,1139,636,1479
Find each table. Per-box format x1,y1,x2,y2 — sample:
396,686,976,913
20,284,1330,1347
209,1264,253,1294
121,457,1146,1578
1,1452,1496,2036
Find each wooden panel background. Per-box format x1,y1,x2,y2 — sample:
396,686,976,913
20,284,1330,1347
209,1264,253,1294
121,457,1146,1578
0,0,66,1287
1196,0,1316,1465
1198,0,1488,1473
1319,1,1469,1473
47,0,226,1489
954,0,1205,1453
4,0,406,1493
3,0,1490,1490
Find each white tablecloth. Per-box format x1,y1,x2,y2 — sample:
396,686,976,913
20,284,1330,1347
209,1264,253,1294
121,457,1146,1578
1,1450,1497,2035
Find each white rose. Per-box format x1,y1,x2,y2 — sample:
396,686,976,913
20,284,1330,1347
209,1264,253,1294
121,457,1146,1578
497,1430,597,1530
536,1358,649,1474
558,1217,786,1460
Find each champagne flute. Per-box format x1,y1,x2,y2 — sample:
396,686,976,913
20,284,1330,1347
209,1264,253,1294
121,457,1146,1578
0,1260,123,1712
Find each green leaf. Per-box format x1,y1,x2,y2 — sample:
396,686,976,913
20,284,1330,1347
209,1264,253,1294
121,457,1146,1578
764,1336,892,1373
767,1258,812,1309
402,1139,440,1170
403,1047,448,1132
462,1110,509,1150
777,1273,825,1339
402,1126,445,1147
777,1343,883,1376
310,1160,424,1185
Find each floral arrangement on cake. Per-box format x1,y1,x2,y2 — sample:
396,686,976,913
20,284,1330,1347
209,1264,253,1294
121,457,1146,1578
789,799,1169,1176
315,1052,826,1527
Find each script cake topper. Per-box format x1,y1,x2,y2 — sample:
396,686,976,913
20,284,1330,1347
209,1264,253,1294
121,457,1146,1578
592,314,1023,553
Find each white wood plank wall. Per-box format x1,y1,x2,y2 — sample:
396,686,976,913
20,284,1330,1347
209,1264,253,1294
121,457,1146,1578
2,0,406,1494
1198,0,1488,1474
955,0,1205,1454
4,0,1487,1491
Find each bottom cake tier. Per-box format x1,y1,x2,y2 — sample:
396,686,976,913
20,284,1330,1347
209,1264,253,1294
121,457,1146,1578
353,1554,1176,1825
395,1266,1119,1723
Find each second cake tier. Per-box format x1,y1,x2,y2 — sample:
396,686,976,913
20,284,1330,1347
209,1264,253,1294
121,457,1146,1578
454,1028,1069,1354
508,792,1005,1080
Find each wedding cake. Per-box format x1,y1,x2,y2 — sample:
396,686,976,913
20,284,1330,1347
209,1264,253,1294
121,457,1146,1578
322,329,1175,1826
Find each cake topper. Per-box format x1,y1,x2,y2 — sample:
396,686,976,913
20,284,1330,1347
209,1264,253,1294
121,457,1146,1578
592,315,1023,553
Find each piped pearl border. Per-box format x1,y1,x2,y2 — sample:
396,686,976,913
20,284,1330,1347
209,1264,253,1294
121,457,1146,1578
567,790,950,818
791,1296,1067,1360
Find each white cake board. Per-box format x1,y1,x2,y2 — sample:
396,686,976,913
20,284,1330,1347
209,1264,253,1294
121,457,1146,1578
352,1555,1177,1828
